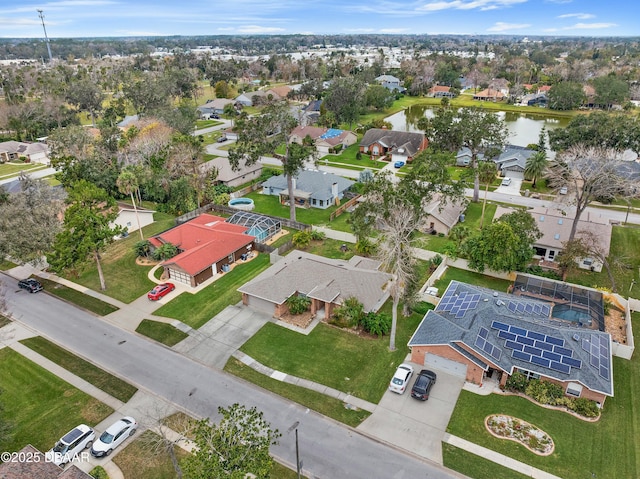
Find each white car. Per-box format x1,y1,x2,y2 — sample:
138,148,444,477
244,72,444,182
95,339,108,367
501,177,512,186
90,417,137,457
389,364,414,394
46,424,95,465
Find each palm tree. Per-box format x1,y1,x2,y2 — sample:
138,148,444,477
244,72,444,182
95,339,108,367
525,150,548,188
116,168,144,240
477,160,497,229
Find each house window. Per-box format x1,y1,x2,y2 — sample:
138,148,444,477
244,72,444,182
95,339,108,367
515,369,540,380
312,199,316,205
228,254,234,263
319,200,324,207
548,250,556,260
583,258,593,266
534,246,547,257
566,382,583,397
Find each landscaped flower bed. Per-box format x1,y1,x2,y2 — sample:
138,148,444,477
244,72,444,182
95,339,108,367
485,415,554,456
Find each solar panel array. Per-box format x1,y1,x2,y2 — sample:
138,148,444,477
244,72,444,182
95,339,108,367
491,321,582,375
475,327,502,362
581,334,611,381
436,289,481,318
506,300,551,318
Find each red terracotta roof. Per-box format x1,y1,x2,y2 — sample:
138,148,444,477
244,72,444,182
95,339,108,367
430,85,451,92
152,214,255,276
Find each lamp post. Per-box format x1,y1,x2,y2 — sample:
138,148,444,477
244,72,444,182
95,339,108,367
287,421,302,479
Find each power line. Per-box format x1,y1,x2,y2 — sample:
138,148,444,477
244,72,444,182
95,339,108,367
37,9,53,63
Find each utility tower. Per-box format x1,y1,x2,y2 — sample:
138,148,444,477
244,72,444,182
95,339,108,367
37,9,53,62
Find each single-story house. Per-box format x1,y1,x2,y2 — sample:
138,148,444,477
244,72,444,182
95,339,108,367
0,140,49,164
455,145,535,180
113,204,155,235
266,85,292,100
301,100,322,125
204,156,262,188
261,169,354,209
420,195,467,235
409,280,614,405
0,444,92,478
427,85,456,98
150,214,255,287
235,91,267,107
359,128,428,163
375,74,401,87
520,93,547,107
239,250,392,319
289,126,357,155
197,98,234,117
473,88,506,102
495,206,612,271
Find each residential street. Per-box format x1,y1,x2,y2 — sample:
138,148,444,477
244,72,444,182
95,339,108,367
2,275,464,479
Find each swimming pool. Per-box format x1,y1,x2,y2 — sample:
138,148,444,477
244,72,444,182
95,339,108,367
552,304,592,325
228,197,255,211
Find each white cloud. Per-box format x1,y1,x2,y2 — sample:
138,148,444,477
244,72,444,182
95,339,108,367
236,25,285,34
380,28,409,33
557,13,595,19
486,21,531,32
566,22,617,29
418,0,527,12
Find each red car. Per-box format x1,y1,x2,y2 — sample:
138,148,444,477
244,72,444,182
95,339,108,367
147,283,175,301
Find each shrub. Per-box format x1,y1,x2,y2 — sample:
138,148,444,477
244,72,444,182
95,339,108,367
361,312,391,337
133,239,152,258
310,230,326,241
331,297,364,327
292,230,312,248
505,371,528,392
526,379,564,404
412,301,434,315
286,295,311,315
152,242,178,261
355,237,377,256
89,467,109,479
573,397,600,417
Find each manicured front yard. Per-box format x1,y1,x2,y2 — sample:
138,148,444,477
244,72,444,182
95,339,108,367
442,443,530,479
445,312,640,479
433,267,512,293
136,319,188,347
0,161,45,178
113,431,189,479
246,191,349,226
0,259,18,270
36,277,119,316
20,336,138,402
238,302,428,404
154,253,270,329
0,348,113,453
70,212,176,303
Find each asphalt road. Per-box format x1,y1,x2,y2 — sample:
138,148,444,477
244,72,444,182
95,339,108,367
2,276,463,479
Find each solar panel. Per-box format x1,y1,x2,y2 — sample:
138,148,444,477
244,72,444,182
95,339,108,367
455,310,466,319
524,345,543,356
475,336,486,350
554,346,573,357
516,336,535,346
601,356,610,369
542,351,562,362
599,366,610,380
531,356,550,368
581,339,591,351
527,330,546,341
533,304,542,315
541,305,551,316
516,303,525,313
600,335,609,348
512,350,531,362
505,340,524,351
498,331,517,341
545,335,565,347
479,327,489,339
535,341,554,352
483,342,502,361
590,355,599,368
450,305,460,315
470,293,481,302
562,357,582,368
510,326,528,336
550,362,571,374
491,321,510,331
525,304,534,314
507,302,517,312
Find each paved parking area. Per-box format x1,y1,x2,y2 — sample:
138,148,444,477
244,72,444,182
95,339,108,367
494,177,523,196
357,362,465,464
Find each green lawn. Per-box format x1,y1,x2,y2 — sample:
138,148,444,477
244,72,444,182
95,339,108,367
113,431,189,479
0,161,45,177
238,301,428,404
442,443,530,479
70,212,176,303
0,258,17,270
35,277,119,316
245,191,347,225
0,348,114,453
225,358,370,427
136,319,188,347
289,238,356,260
445,311,640,479
20,336,138,403
0,315,11,328
154,254,271,329
433,267,512,293
319,143,386,170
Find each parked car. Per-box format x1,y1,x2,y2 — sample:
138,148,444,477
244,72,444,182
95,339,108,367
18,278,43,293
411,369,437,401
211,114,220,119
389,363,414,394
501,177,512,186
147,282,175,301
217,136,228,143
559,186,568,195
393,160,405,168
90,417,137,457
46,424,95,466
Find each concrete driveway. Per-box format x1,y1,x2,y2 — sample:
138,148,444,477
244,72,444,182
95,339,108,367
357,361,465,464
494,177,523,196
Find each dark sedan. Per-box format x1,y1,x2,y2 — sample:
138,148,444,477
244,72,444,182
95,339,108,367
18,278,43,293
411,369,437,400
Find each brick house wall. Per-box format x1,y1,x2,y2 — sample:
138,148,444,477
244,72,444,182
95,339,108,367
411,344,485,385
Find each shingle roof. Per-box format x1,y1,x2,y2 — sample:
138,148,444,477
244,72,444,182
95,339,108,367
408,280,613,396
0,140,48,156
238,250,392,312
360,129,426,158
261,169,354,202
423,194,467,229
151,214,254,276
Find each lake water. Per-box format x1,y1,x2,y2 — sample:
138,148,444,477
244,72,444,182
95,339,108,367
385,106,569,149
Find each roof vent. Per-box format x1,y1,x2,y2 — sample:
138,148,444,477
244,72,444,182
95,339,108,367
572,333,580,341
558,219,563,225
496,300,505,306
554,233,561,240
493,292,499,297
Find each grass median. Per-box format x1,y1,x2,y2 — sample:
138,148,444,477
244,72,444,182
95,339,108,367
0,347,113,453
20,336,137,403
36,277,119,316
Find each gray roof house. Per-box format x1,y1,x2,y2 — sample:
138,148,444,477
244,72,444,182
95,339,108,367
456,145,535,180
408,280,613,404
375,74,401,86
495,205,612,272
359,129,428,163
0,140,49,164
197,98,234,117
239,250,392,320
421,195,467,235
261,169,354,210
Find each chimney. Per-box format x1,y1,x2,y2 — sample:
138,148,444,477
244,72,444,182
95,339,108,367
332,182,338,198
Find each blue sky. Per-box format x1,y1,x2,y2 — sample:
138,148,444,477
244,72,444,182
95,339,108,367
1,0,638,38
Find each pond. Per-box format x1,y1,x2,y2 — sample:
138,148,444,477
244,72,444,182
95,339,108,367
385,106,570,151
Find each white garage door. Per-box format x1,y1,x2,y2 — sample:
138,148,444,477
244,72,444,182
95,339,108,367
424,354,468,378
246,296,275,316
168,268,191,286
505,169,524,180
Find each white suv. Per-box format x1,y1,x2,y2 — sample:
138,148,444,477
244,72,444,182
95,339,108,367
46,424,95,465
